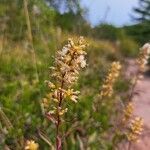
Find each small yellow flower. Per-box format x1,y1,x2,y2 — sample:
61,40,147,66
127,117,143,142
58,107,68,116
122,102,134,123
42,98,50,109
65,89,74,96
65,89,80,103
25,140,39,150
100,61,121,98
48,82,56,89
137,43,150,72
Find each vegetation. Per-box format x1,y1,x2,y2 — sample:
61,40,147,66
0,0,149,149
125,0,150,44
132,0,150,22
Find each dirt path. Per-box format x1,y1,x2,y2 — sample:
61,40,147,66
124,59,150,150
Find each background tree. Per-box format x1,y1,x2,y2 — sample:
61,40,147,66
132,0,150,22
45,0,81,13
124,0,150,44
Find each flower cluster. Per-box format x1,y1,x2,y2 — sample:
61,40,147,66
25,140,39,150
41,37,87,149
127,117,143,142
42,37,87,117
122,99,143,142
100,61,121,98
122,102,134,123
93,61,121,112
137,43,150,72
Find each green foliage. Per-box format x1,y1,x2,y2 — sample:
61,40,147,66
0,0,56,41
132,0,150,22
124,21,150,44
125,0,150,44
119,37,139,57
93,24,121,41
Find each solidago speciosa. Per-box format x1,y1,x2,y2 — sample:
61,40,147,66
42,37,87,150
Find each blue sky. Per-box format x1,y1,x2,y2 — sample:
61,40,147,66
81,0,139,27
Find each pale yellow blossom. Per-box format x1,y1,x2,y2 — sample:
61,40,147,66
100,61,121,98
122,102,134,123
137,43,150,72
127,117,143,142
25,140,39,150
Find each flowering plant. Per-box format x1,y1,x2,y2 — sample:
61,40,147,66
42,37,87,150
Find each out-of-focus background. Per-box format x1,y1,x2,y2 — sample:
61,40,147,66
0,0,150,149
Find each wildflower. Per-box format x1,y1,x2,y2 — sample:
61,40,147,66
25,140,39,150
62,46,69,56
122,102,134,123
45,81,56,89
77,55,87,68
42,37,87,150
100,61,121,98
42,37,87,113
42,98,50,109
137,43,150,72
127,117,143,142
58,107,68,116
64,89,80,103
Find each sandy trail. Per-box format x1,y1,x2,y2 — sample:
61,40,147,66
123,59,150,150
